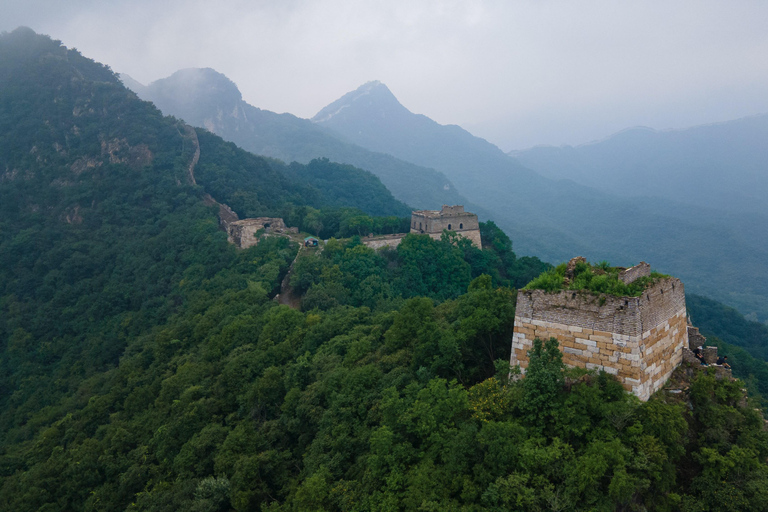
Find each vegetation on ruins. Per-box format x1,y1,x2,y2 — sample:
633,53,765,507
523,259,669,297
4,27,768,511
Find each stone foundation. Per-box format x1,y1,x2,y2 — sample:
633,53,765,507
422,229,482,248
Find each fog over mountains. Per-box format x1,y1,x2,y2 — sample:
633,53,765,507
124,70,768,323
512,115,768,216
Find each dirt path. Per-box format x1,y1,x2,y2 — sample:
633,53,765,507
276,240,323,309
276,245,304,309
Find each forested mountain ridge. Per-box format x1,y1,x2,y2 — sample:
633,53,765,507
312,81,768,323
3,27,768,511
123,68,471,212
0,25,412,453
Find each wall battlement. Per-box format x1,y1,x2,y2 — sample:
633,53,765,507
511,264,688,401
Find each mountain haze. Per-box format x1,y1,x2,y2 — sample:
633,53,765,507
123,69,469,211
512,116,768,216
313,81,768,322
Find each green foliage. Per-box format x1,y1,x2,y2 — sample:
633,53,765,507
523,259,668,297
282,157,411,217
519,338,564,431
687,294,768,405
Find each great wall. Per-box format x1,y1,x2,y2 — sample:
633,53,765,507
219,204,482,251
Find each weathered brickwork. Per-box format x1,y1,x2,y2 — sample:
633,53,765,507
227,217,296,249
511,273,688,401
687,325,707,351
410,205,481,248
619,262,650,284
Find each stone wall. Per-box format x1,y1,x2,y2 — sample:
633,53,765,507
361,234,408,250
687,325,707,350
361,229,483,250
619,262,650,284
511,277,687,401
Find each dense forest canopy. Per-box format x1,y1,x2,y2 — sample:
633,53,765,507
2,27,768,511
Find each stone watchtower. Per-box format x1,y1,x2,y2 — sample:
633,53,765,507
511,261,688,401
410,205,482,248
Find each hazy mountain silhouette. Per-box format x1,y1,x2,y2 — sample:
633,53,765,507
313,81,768,322
512,116,768,216
122,69,469,211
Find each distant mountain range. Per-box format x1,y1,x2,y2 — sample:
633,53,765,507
121,69,468,211
124,70,768,323
511,116,768,216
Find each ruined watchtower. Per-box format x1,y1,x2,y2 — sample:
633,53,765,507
227,217,296,249
511,260,688,401
410,205,481,247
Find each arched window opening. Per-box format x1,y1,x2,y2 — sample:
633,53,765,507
459,223,463,229
448,224,452,230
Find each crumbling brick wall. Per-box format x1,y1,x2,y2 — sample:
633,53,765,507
228,217,290,249
619,262,650,284
511,276,688,401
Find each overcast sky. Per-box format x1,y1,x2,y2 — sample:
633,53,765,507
3,0,768,150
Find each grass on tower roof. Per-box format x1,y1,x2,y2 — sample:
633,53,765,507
522,260,669,297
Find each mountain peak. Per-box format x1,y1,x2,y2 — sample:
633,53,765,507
312,80,405,124
148,67,242,103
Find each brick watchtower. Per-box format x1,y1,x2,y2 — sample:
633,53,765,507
511,261,688,401
410,205,481,248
